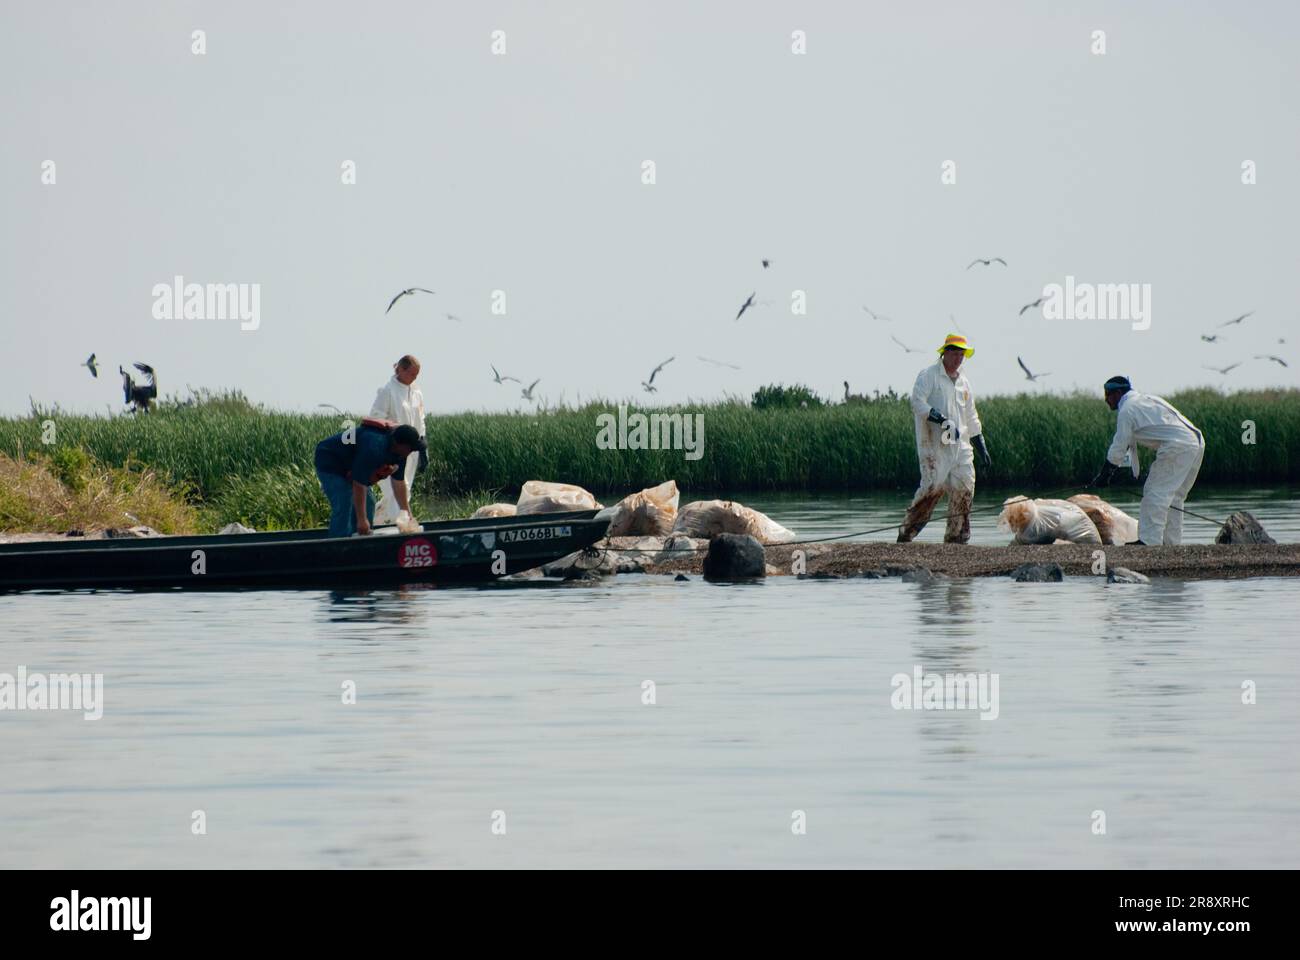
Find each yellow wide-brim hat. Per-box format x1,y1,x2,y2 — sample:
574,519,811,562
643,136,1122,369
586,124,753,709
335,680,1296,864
937,333,973,358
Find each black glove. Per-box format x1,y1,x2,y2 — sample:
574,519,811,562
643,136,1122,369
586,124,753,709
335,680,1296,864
417,449,429,474
927,407,959,441
972,434,991,469
1090,460,1119,488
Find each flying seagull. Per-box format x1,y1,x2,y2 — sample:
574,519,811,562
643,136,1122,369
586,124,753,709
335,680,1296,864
642,356,675,393
491,365,520,384
1219,311,1253,328
697,355,741,370
1019,295,1048,317
861,306,892,322
385,287,435,314
119,362,158,412
1200,334,1222,343
949,313,964,334
445,313,462,323
1255,355,1289,368
761,259,771,269
735,292,757,321
81,353,98,378
1203,362,1242,375
1017,356,1051,382
966,257,1008,270
890,334,922,354
520,378,540,401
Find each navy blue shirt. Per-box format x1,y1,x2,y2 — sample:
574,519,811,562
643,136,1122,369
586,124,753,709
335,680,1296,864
314,426,405,484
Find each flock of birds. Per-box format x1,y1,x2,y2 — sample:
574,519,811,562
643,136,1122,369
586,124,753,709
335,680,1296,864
1197,311,1288,375
81,268,1286,414
79,354,158,412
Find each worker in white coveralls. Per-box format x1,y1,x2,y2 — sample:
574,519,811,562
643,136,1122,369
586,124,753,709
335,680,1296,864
369,354,428,525
1092,375,1204,545
897,334,992,544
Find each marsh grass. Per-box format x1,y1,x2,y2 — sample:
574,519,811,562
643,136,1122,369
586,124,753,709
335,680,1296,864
0,388,1294,532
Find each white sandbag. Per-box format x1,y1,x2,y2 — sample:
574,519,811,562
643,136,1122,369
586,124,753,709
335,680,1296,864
997,497,1101,545
394,510,422,534
515,480,604,515
471,503,518,519
218,522,256,535
670,499,797,544
605,480,680,537
1068,494,1139,546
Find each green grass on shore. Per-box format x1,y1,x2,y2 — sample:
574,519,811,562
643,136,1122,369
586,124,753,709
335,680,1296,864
1,388,1296,532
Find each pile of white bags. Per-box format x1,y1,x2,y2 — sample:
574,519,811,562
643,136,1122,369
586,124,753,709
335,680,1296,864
997,497,1102,545
1067,494,1139,546
671,499,797,543
471,503,518,519
605,481,680,537
515,481,604,516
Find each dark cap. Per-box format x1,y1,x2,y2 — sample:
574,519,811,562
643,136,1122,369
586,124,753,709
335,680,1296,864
392,424,426,451
1103,375,1132,393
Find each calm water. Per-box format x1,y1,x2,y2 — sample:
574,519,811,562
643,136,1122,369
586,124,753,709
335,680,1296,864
2,488,1298,869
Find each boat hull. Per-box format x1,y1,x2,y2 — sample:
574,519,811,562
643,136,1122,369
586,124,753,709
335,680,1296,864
0,510,611,592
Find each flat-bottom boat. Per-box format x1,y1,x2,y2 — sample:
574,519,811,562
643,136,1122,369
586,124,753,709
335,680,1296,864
0,509,612,592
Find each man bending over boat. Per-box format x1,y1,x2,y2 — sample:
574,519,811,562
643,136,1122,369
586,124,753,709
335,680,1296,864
315,421,426,537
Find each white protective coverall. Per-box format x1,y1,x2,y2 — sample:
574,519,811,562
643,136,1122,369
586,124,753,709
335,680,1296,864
898,360,984,543
1106,390,1204,545
369,375,427,524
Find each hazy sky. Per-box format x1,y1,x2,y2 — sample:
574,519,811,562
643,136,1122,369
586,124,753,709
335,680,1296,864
3,1,1297,416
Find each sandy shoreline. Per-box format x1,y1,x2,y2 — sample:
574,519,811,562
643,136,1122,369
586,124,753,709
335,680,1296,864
644,541,1300,581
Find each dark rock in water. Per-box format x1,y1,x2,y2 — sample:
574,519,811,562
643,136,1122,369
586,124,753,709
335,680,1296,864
884,565,917,577
563,566,604,582
674,573,690,582
1107,566,1150,584
702,533,766,581
901,567,946,583
860,569,890,579
1216,511,1276,545
798,571,842,580
1010,562,1065,582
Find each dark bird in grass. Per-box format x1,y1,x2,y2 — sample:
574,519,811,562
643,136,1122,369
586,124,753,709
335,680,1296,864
1218,311,1253,328
1017,356,1051,382
520,378,541,401
890,334,922,354
1018,295,1050,317
1200,334,1222,343
698,355,741,370
385,287,435,314
81,353,98,378
491,365,519,385
1255,355,1289,368
642,356,674,393
761,259,771,268
1203,362,1242,375
735,292,757,321
119,363,158,412
966,257,1007,270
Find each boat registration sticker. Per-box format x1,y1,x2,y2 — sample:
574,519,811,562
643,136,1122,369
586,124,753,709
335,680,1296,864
499,525,571,544
399,537,437,568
